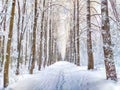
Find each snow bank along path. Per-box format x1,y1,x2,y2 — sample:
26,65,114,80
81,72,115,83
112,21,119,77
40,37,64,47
6,61,120,90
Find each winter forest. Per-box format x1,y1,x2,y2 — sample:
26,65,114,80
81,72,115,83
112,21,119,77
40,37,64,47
0,0,120,90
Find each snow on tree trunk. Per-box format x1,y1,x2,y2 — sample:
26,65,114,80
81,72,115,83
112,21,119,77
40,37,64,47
101,0,117,81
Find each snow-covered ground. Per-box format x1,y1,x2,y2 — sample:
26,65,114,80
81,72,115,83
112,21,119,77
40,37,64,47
0,73,2,90
0,61,120,90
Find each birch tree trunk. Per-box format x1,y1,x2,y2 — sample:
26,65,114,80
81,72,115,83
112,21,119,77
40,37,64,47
1,0,8,68
76,0,80,66
29,0,38,74
38,0,45,70
4,0,16,87
16,0,21,75
73,0,77,64
87,0,94,70
101,0,117,81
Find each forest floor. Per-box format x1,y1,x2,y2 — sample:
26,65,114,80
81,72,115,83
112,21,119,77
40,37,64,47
1,61,120,90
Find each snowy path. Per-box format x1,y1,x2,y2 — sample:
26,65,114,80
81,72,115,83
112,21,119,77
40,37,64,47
5,61,120,90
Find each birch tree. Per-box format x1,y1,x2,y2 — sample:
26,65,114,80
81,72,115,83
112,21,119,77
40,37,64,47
16,0,27,75
16,0,21,75
101,0,117,81
87,0,94,70
0,0,8,69
73,0,77,64
29,0,38,74
76,0,80,66
4,0,16,87
38,0,46,70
